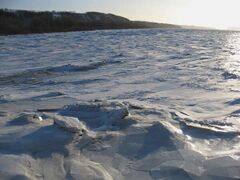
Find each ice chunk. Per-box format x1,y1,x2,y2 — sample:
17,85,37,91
53,115,87,134
59,101,129,130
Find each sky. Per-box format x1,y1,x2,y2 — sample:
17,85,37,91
1,0,240,29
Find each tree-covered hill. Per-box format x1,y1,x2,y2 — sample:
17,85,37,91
0,9,180,35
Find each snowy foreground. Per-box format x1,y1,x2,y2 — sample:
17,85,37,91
0,29,240,179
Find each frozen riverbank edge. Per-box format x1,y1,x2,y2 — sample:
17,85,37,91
0,97,240,180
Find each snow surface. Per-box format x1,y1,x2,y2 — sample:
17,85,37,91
0,29,240,179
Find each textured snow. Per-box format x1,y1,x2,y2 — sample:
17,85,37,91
0,29,240,179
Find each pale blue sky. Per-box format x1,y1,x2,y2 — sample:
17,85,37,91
1,0,240,28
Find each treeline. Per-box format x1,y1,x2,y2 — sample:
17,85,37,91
0,9,180,35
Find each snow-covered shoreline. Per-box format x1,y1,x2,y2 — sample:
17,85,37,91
0,99,240,179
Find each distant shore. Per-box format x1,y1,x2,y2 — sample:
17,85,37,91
0,9,180,35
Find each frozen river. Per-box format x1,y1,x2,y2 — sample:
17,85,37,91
0,29,240,179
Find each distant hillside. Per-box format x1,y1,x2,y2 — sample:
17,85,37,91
133,21,179,29
0,9,180,35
